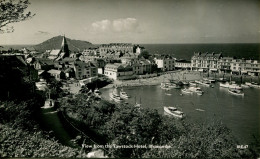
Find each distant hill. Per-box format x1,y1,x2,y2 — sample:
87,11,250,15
34,36,94,52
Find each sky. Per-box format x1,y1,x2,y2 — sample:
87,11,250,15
0,0,259,44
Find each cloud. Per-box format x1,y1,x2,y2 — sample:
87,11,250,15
91,19,111,32
35,31,50,35
90,18,140,33
112,18,139,32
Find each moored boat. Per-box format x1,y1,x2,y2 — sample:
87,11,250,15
110,91,123,103
168,83,181,89
217,77,227,82
189,87,203,94
220,82,242,89
197,92,203,96
120,89,130,99
189,81,197,86
203,78,216,83
181,88,193,94
241,84,250,88
228,89,244,96
160,82,171,90
164,106,185,118
181,81,189,85
195,80,211,87
246,82,260,88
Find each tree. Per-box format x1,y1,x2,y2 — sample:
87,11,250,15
0,0,35,33
138,50,150,59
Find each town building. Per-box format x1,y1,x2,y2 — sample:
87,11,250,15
98,43,143,58
73,60,97,80
140,59,152,74
47,69,65,81
217,57,234,74
104,63,134,80
154,57,175,71
33,58,54,70
82,47,99,56
191,52,222,72
175,60,192,70
99,43,134,56
229,59,260,76
245,59,260,76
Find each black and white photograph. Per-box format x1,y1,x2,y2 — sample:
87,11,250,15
0,0,259,158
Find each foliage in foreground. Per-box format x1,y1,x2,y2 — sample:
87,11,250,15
0,124,88,158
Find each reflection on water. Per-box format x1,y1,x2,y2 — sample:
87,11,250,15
101,83,260,144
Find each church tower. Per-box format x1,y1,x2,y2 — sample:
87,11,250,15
61,35,70,57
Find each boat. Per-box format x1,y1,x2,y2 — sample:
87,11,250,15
241,84,250,88
228,89,244,96
181,81,189,85
197,92,203,96
251,82,260,88
195,108,205,112
168,83,181,89
245,82,260,88
181,88,193,94
195,80,211,87
189,81,197,86
220,81,242,89
41,99,55,109
160,82,171,90
109,91,123,103
135,103,141,108
217,77,227,82
120,89,130,99
203,78,216,83
164,106,185,118
165,93,172,96
189,87,203,94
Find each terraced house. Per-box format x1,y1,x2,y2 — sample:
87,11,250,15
191,52,222,72
99,43,134,56
217,57,233,74
230,59,260,76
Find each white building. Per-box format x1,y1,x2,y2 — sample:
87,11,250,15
191,52,222,72
230,59,260,76
104,63,135,80
154,57,175,71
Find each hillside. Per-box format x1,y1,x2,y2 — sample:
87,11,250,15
34,36,94,52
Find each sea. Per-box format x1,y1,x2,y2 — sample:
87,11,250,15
142,43,260,60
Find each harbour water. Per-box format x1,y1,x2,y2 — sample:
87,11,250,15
101,82,260,145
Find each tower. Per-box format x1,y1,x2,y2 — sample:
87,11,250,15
61,35,70,57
